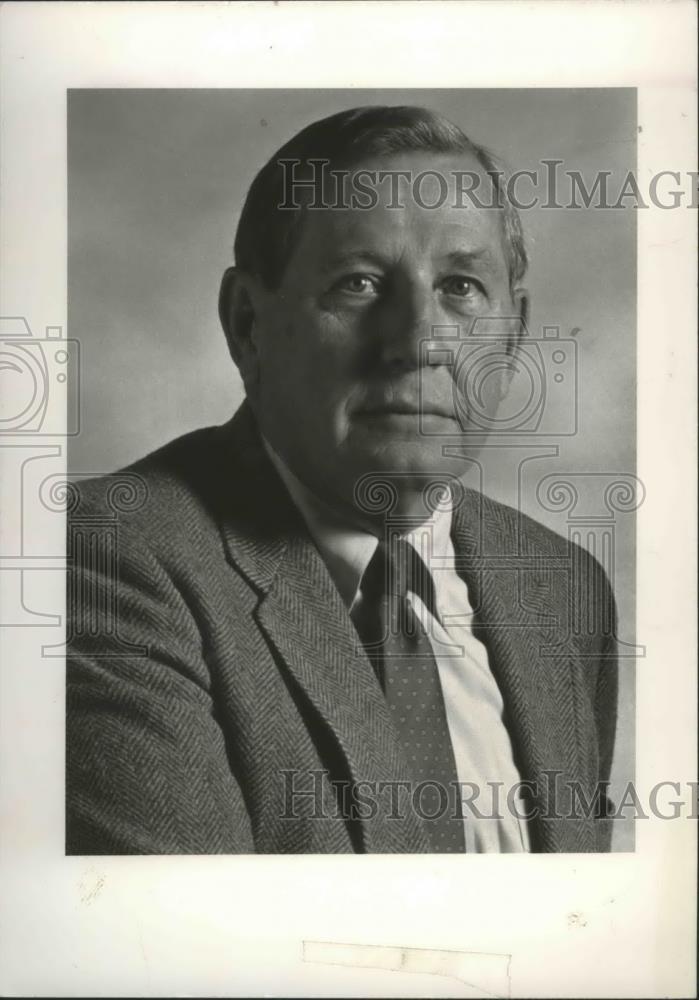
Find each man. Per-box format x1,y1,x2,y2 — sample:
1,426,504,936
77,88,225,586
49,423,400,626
66,105,618,854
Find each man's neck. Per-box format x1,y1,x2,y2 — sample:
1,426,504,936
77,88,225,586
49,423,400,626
261,434,455,608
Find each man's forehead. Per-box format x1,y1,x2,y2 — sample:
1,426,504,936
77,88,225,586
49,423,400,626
290,153,506,266
308,217,503,265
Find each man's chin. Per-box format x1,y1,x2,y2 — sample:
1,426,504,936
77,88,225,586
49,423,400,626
344,434,474,479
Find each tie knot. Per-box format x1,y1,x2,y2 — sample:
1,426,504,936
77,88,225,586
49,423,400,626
361,536,437,615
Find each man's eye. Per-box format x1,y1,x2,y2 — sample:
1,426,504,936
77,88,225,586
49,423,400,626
441,276,482,298
334,274,380,295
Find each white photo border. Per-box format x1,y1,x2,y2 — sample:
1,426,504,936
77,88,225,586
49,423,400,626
0,3,696,997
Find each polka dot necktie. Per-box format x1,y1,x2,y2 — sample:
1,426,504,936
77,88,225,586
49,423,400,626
352,537,466,853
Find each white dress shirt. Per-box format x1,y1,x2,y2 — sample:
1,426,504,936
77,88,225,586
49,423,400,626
263,440,531,853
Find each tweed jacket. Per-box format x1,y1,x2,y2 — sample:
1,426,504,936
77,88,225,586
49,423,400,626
66,402,618,854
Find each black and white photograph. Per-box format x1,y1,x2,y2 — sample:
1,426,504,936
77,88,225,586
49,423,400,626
0,3,695,998
66,88,638,856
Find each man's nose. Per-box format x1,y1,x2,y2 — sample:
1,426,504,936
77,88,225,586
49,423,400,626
373,281,442,369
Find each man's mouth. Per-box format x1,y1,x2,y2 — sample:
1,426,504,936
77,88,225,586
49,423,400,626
358,400,456,419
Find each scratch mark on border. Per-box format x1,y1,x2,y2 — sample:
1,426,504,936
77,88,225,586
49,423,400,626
303,940,512,997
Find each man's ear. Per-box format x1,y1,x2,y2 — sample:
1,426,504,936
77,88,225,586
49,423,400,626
218,266,260,389
497,287,529,400
508,286,529,356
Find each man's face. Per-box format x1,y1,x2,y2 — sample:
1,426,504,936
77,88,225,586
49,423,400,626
239,152,527,523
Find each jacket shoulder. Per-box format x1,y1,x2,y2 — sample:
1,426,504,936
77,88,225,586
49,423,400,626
475,488,610,583
474,489,618,655
68,422,230,549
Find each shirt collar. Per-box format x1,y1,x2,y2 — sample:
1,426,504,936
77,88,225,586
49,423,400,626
262,435,454,610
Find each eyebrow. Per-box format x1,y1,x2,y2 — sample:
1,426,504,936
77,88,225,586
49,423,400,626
321,248,495,274
321,251,389,273
441,249,494,270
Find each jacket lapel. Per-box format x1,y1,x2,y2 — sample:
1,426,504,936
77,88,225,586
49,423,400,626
212,405,431,853
451,490,596,851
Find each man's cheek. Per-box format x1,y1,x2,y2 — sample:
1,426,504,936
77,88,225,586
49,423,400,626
311,303,364,340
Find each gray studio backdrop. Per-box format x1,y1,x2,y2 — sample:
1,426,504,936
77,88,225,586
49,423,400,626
68,89,637,849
